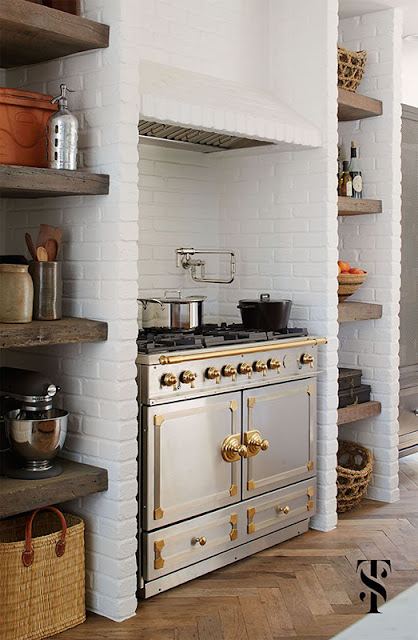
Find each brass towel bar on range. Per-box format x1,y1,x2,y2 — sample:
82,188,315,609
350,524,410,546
158,338,328,365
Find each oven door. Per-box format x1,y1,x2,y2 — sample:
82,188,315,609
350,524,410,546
242,378,316,500
143,392,242,531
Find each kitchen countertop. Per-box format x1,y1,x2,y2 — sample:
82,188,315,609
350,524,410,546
332,582,418,640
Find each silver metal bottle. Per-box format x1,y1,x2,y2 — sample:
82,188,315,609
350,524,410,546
46,84,78,170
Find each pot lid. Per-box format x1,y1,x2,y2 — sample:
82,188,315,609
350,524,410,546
238,293,292,304
139,290,206,303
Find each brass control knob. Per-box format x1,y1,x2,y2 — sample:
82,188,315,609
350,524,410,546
244,430,269,457
268,358,281,373
278,506,290,515
238,362,252,379
161,373,178,388
221,434,248,462
180,370,198,388
222,364,237,381
194,536,207,546
206,367,221,384
253,360,267,376
301,353,314,368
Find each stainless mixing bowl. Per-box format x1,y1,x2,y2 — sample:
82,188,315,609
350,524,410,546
5,408,68,471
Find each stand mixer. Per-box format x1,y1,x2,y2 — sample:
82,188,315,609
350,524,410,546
0,367,68,479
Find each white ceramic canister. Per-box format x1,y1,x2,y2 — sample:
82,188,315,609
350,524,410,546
0,264,33,323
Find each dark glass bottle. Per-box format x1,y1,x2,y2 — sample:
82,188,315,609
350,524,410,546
349,141,362,198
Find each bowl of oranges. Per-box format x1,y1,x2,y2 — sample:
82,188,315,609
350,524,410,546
338,261,367,302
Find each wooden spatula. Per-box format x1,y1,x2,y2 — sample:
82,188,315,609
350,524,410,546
37,224,57,249
45,238,58,261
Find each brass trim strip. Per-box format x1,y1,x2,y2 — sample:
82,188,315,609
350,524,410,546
158,338,328,364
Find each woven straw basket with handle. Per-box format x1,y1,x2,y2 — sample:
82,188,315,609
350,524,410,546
0,506,85,640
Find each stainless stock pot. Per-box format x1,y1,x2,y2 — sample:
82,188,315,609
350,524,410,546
138,291,206,330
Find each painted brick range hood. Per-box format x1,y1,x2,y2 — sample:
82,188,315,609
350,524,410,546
138,60,321,153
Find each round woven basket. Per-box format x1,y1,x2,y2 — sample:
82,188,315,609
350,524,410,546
336,440,373,513
338,271,367,302
338,46,367,92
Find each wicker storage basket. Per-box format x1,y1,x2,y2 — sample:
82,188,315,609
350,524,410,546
0,506,85,640
337,441,374,513
338,46,367,92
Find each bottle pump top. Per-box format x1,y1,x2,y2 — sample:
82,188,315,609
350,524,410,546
51,84,75,109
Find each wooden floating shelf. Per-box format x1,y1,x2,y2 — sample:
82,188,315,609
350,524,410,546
338,88,383,121
0,459,108,519
338,196,382,216
0,165,109,198
0,317,108,349
338,302,383,323
0,0,109,68
338,401,382,426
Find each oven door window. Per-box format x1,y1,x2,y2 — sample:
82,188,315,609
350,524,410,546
143,391,242,531
242,379,316,500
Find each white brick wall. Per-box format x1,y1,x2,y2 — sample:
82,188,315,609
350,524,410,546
338,9,402,503
138,144,222,321
2,0,141,622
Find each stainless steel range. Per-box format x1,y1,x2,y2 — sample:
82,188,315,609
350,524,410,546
136,325,327,598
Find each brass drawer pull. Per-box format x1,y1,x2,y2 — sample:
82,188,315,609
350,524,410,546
278,505,290,514
194,536,207,546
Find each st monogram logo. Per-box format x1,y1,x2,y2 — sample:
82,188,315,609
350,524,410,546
357,559,392,613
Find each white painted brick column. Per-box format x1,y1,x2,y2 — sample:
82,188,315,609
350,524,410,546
338,9,402,503
2,0,141,622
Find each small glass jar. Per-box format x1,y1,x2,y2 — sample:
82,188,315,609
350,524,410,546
0,264,33,323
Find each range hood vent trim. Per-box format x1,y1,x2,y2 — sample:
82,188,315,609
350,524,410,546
138,61,322,152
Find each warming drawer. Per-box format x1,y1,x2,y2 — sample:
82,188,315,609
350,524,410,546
143,479,314,582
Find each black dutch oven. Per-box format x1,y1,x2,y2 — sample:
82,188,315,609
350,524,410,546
238,293,292,330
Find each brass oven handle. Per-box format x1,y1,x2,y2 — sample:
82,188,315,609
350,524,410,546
221,434,247,462
158,337,328,364
244,430,269,458
194,536,207,546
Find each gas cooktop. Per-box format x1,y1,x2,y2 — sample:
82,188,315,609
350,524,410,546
137,324,308,354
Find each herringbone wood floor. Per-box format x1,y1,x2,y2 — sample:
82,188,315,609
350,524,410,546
58,453,418,640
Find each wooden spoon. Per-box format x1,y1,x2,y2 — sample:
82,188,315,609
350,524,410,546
45,238,58,261
25,233,37,261
36,246,48,262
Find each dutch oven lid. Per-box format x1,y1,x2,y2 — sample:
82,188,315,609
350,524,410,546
238,293,292,305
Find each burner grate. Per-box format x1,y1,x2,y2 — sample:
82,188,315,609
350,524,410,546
137,325,308,354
